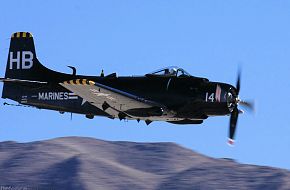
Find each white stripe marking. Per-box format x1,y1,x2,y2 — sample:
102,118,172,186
68,96,78,100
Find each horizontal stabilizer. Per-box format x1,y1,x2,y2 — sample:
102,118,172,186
0,78,47,84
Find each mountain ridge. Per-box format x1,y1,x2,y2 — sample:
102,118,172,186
0,136,289,190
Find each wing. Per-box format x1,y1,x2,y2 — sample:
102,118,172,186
60,79,169,119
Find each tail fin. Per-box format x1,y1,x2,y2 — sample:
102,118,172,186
4,32,49,81
2,32,65,100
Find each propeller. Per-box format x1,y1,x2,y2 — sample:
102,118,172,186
229,106,239,145
228,70,254,146
240,100,255,111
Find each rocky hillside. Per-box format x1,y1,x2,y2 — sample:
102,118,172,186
0,137,289,190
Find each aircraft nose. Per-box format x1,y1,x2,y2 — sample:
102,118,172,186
215,84,234,103
225,86,238,112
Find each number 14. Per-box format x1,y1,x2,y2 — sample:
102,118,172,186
205,92,215,102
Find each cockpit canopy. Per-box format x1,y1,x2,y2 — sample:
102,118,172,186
146,66,192,78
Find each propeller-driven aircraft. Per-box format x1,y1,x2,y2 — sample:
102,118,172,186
0,32,253,145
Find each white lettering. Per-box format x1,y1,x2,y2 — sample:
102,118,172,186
54,92,60,100
64,92,68,100
38,93,45,100
44,93,48,100
48,92,53,100
38,92,77,101
59,92,63,100
9,51,33,70
21,51,33,69
205,92,215,102
90,89,115,100
9,51,21,69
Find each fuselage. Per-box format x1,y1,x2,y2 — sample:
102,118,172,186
3,73,236,122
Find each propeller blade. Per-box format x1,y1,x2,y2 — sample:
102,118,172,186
239,100,255,112
229,106,239,145
236,69,241,94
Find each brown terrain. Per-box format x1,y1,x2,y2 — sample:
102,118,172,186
0,137,289,190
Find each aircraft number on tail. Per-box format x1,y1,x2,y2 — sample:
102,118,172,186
9,51,33,70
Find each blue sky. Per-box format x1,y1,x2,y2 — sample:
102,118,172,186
1,1,290,170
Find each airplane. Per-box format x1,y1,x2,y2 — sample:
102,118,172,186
0,32,254,145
